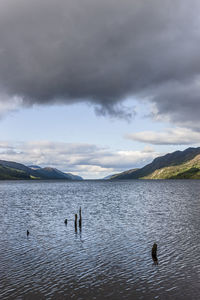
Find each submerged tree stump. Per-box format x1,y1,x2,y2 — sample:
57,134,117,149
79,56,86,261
75,214,78,232
79,207,82,228
152,243,158,263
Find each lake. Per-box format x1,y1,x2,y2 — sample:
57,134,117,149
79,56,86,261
0,180,200,299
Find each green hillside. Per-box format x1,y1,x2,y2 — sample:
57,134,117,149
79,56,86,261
110,147,200,180
142,154,200,179
0,165,31,180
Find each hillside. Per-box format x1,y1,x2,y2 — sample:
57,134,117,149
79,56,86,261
33,167,83,180
0,160,83,180
0,165,31,180
110,147,200,180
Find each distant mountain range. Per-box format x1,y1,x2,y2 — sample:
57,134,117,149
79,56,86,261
2,147,200,181
0,160,83,180
110,147,200,180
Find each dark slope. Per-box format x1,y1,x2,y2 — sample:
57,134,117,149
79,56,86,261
0,165,30,180
0,160,83,180
35,167,83,180
0,160,40,178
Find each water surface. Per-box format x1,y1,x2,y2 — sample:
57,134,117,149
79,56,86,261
0,180,200,299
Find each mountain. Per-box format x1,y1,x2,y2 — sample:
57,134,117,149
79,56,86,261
0,160,83,180
102,174,117,180
110,147,200,180
34,167,82,180
65,173,83,180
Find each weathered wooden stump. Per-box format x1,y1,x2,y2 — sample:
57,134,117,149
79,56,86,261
79,207,82,228
75,214,78,232
152,243,158,262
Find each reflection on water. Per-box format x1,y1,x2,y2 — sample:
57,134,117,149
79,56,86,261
0,179,200,299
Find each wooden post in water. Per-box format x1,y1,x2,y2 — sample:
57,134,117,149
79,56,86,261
75,214,78,232
152,243,158,263
64,219,68,225
79,207,82,229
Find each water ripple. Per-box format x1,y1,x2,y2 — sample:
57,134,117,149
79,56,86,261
0,180,200,299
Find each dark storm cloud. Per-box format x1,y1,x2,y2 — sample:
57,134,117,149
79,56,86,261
0,0,200,121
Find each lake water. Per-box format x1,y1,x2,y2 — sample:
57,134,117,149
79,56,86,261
0,180,200,299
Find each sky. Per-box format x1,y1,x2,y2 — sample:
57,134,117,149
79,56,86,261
0,0,200,179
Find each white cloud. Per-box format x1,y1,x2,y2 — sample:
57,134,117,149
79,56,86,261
0,140,159,179
126,127,200,145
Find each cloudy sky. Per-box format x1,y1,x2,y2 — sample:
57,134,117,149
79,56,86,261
0,0,200,178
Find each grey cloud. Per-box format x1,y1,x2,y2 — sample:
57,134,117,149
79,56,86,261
94,103,135,121
0,0,200,121
149,79,200,126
